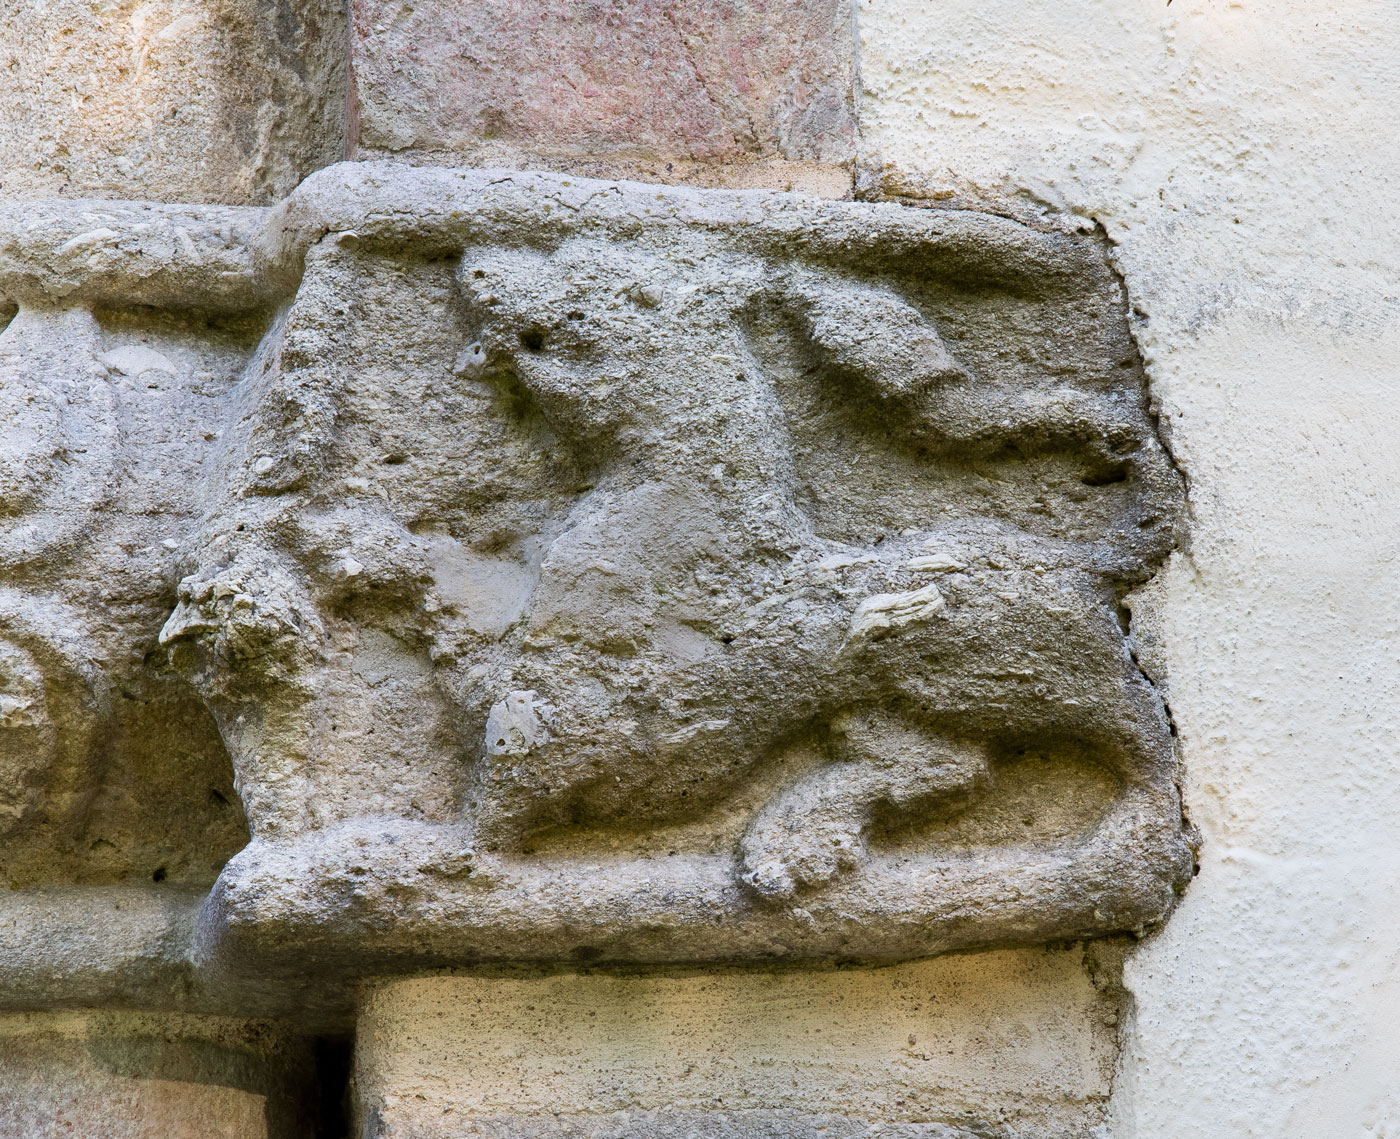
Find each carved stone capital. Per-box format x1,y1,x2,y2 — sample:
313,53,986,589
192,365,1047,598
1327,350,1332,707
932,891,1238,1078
0,164,1190,1004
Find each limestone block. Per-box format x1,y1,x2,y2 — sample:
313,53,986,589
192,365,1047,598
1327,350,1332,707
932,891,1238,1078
354,952,1120,1138
0,1012,321,1138
0,164,1189,1010
0,0,345,204
347,0,857,194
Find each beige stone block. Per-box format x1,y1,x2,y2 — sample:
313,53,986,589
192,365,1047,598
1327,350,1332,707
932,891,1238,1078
355,949,1119,1138
0,1012,320,1138
0,0,345,204
347,0,856,195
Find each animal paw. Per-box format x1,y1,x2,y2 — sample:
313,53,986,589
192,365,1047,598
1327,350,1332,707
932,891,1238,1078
739,808,867,903
160,552,322,668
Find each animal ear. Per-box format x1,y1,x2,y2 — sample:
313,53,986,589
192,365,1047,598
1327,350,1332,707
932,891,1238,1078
781,273,1135,464
780,275,969,402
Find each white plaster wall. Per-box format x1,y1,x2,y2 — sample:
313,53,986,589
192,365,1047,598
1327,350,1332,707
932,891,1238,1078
857,0,1400,1134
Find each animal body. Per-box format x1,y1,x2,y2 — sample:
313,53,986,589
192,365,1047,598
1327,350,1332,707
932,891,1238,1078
163,216,1183,902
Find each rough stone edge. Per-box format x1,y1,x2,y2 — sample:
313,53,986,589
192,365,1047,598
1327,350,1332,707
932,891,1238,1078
0,161,1094,314
191,787,1187,987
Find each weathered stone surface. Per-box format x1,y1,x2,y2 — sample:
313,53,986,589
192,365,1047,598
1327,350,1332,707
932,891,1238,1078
0,889,199,1013
0,0,1393,1126
348,0,856,193
0,163,1188,1008
354,952,1121,1138
0,0,345,204
0,1012,325,1138
0,285,253,891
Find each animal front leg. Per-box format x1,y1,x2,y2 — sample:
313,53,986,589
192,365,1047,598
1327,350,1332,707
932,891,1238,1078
159,545,326,837
739,712,991,903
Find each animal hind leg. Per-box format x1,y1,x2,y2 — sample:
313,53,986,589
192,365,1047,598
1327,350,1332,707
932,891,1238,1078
739,710,991,903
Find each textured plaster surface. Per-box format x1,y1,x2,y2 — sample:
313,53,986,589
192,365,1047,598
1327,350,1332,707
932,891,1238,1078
355,951,1121,1139
859,0,1400,1133
347,0,856,195
0,0,345,203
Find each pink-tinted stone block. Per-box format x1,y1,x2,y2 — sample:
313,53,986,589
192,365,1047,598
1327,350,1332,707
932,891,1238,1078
349,0,855,189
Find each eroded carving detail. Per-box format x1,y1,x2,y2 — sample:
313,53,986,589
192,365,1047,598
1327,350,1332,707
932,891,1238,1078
0,165,1190,979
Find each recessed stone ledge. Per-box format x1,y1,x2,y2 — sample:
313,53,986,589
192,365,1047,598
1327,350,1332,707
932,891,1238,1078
353,958,1118,1138
0,1008,328,1137
0,887,198,1011
194,788,1185,984
0,161,1092,315
360,1109,986,1139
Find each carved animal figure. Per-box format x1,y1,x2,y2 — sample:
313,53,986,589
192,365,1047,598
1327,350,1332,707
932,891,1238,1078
163,208,1183,903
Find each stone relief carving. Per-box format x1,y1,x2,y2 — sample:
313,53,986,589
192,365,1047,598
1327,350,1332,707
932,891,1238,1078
0,165,1191,987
